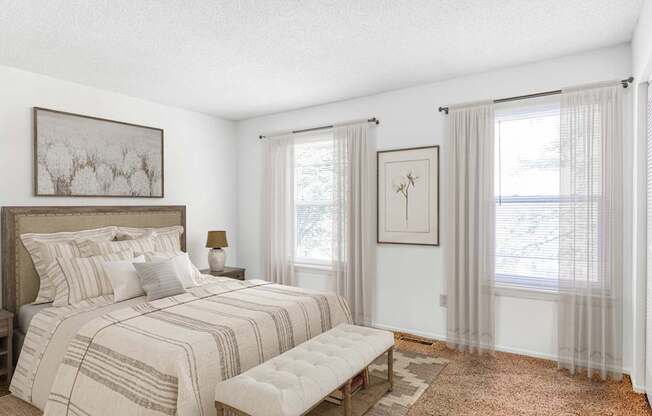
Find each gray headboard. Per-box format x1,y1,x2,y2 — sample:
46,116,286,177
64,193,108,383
1,205,186,313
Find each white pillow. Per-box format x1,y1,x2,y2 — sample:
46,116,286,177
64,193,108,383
103,255,147,302
148,253,197,288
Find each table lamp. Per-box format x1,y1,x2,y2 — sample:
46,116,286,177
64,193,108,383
206,231,228,272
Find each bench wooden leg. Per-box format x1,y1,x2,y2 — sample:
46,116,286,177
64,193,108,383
362,368,369,389
343,379,352,416
387,347,394,392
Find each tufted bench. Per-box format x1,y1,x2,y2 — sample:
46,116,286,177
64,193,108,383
214,324,395,416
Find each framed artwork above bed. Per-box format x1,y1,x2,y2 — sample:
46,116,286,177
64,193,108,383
377,146,440,246
33,107,164,197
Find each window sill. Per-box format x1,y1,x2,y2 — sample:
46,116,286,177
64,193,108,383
495,284,559,301
294,262,333,272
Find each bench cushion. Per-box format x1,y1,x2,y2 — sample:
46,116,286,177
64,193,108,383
214,324,394,416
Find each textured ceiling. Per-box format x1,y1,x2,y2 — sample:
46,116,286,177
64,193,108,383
0,0,644,120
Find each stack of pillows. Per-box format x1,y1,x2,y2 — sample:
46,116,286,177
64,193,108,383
21,225,203,306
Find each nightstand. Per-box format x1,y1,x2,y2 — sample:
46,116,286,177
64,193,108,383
200,267,245,281
0,310,13,382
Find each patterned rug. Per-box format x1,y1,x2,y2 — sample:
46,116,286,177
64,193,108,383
366,350,448,415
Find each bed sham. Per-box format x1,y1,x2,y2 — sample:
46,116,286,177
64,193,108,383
116,225,184,251
20,226,118,304
50,250,135,306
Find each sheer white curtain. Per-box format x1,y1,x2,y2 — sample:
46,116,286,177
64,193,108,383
332,123,375,324
646,81,652,401
264,135,296,285
446,102,496,353
558,84,623,380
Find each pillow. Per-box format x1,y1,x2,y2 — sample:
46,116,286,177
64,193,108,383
144,250,201,286
20,226,117,304
116,225,184,251
133,258,186,301
76,235,156,257
103,255,147,302
49,250,135,306
147,253,198,289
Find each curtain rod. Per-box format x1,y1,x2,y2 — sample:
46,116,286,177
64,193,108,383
437,77,634,114
258,117,379,140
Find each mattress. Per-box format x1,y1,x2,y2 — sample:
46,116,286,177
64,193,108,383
17,302,52,333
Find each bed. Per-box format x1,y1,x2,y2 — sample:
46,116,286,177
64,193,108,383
1,206,352,416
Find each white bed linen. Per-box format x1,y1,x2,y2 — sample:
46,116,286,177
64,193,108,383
13,295,147,409
13,274,224,408
11,275,352,415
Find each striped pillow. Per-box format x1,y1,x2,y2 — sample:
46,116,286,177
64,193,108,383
50,250,135,306
76,235,156,257
116,226,183,251
20,226,117,304
133,258,186,301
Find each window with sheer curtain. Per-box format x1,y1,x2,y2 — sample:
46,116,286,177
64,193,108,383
294,134,334,266
495,99,562,291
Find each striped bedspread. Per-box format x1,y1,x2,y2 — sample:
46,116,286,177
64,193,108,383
11,278,352,416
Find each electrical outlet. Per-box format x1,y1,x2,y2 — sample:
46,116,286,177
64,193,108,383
440,294,447,307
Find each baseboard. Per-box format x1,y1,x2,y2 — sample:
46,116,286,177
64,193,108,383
370,322,633,376
632,382,646,394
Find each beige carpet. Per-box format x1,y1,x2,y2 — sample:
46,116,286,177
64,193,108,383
1,335,651,416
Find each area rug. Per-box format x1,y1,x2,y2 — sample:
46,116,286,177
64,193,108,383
366,350,449,416
0,350,448,416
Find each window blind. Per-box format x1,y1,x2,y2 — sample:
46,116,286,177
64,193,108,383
294,134,335,263
495,99,561,291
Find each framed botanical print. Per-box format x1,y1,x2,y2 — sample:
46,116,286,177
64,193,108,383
377,145,439,245
34,107,164,197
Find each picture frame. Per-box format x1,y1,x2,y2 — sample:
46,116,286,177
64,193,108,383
377,145,440,246
33,107,164,198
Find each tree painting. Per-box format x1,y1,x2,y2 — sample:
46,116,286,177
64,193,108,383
393,171,419,224
35,109,163,197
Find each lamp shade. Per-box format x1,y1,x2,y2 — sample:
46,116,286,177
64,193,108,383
206,231,228,248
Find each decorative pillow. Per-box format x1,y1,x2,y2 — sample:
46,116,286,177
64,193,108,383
103,255,147,302
20,226,117,304
116,225,183,251
144,250,201,286
133,258,186,301
76,235,156,257
50,250,134,306
146,253,198,288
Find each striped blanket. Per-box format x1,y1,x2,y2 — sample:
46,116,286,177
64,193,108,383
11,278,352,416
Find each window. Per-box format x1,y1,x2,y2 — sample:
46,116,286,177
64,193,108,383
294,134,334,266
495,99,561,292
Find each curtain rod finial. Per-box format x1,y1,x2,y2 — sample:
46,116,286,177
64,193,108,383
622,76,634,88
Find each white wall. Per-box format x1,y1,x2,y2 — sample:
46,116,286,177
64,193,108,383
630,0,652,392
236,45,633,364
0,64,238,300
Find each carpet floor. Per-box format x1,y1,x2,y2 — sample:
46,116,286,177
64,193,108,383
1,335,650,415
396,335,652,416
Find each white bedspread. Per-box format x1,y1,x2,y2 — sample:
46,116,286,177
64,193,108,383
10,277,352,415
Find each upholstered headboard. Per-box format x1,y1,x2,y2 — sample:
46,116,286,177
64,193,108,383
1,205,186,313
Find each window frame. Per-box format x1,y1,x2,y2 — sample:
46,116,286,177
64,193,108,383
292,132,335,268
494,99,562,294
